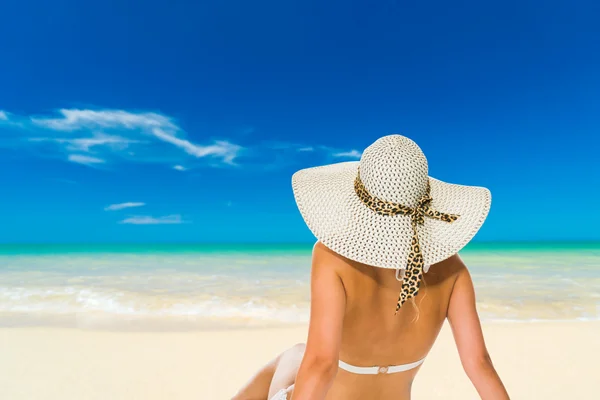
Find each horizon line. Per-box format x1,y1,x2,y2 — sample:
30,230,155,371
1,240,599,246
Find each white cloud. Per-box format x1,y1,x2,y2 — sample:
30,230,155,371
0,107,369,170
68,154,106,165
16,108,244,167
151,128,241,164
119,214,186,225
29,133,142,152
332,149,362,159
31,109,177,132
104,202,146,211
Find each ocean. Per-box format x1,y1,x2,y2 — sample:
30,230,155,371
0,243,598,330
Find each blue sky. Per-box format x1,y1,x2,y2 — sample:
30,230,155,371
1,0,599,243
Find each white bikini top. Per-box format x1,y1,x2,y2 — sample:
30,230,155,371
338,357,425,375
338,264,431,375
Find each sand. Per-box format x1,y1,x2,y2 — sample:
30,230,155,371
0,321,598,399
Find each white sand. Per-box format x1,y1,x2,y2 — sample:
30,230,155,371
0,321,598,399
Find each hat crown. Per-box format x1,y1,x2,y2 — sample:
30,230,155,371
359,135,429,206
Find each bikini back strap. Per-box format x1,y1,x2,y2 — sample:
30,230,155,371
338,357,425,375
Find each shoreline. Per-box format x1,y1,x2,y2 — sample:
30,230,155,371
2,246,598,325
0,315,598,333
1,321,598,399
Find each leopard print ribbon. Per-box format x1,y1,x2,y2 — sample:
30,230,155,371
354,171,460,313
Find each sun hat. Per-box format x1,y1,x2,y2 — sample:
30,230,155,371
291,134,491,313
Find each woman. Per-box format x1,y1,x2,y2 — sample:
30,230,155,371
234,135,509,400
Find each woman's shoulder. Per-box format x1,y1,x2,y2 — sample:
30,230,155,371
312,241,346,265
310,241,360,277
311,242,470,286
438,253,468,274
427,254,470,288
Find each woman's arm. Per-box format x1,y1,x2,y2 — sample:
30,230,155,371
291,243,346,400
447,256,510,400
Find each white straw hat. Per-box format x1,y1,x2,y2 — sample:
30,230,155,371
292,135,491,310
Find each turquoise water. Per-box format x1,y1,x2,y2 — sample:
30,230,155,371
2,242,599,255
0,242,598,330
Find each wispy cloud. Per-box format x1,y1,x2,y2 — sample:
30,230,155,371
3,108,243,168
119,214,186,225
0,107,364,170
68,154,106,165
104,202,146,211
152,128,241,165
28,133,143,152
31,109,177,132
332,149,362,159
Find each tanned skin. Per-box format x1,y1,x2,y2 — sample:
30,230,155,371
234,242,510,400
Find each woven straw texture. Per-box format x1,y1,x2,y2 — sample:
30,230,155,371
291,135,491,269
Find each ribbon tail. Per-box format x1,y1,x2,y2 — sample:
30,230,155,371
395,222,424,314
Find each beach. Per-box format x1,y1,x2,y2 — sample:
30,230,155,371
1,321,599,399
0,243,599,398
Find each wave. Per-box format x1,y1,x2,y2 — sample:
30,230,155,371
0,286,309,323
1,285,598,329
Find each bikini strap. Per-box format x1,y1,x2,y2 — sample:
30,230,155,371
338,357,425,375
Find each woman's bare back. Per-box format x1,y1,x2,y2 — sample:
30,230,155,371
319,242,464,399
234,242,508,400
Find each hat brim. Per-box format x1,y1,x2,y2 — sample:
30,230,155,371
291,161,491,269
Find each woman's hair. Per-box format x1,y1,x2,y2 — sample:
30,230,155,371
409,274,427,323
